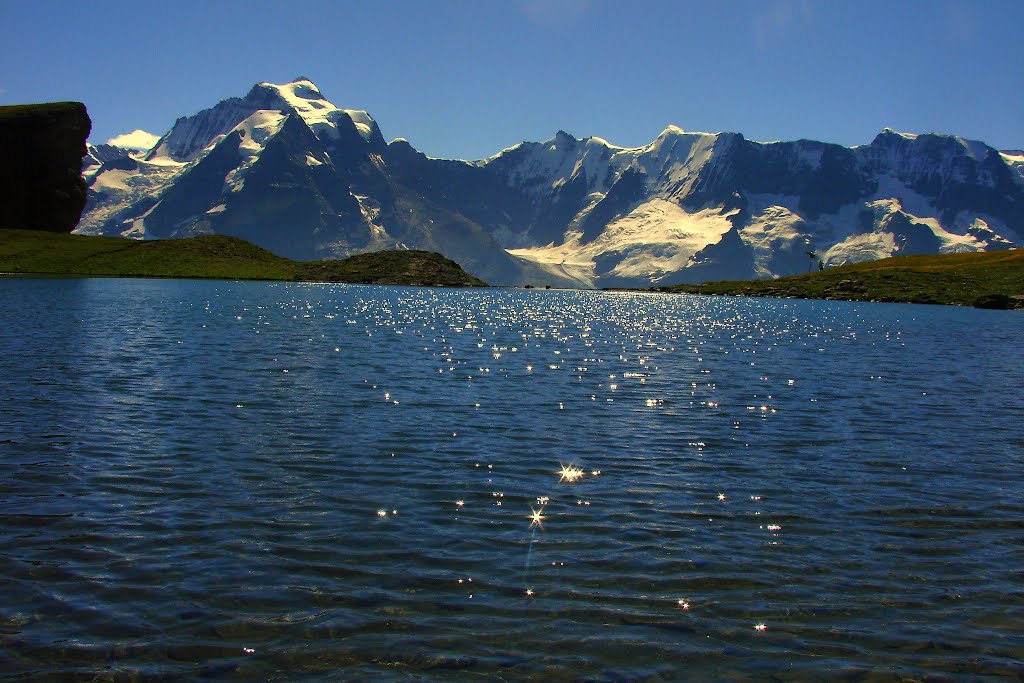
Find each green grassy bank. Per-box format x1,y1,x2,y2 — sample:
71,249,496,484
0,229,487,287
656,250,1024,309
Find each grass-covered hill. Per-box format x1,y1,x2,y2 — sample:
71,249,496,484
0,229,487,287
656,250,1024,309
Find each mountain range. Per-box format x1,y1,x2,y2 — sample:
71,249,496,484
77,78,1024,287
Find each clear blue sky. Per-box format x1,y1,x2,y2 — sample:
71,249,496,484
2,0,1021,159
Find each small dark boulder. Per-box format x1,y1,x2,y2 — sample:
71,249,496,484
972,293,1013,310
0,102,91,232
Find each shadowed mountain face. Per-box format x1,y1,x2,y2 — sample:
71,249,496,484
1,102,91,232
78,80,1023,287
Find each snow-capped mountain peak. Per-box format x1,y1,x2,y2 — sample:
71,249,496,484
78,80,1023,288
253,77,381,145
652,124,717,141
879,127,918,140
145,77,383,163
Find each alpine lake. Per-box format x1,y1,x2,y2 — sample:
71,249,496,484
1,277,1021,680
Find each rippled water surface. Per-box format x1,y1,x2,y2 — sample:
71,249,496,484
1,278,1022,680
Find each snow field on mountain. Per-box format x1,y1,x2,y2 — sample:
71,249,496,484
633,129,718,197
740,204,808,278
353,194,398,249
77,157,187,238
872,175,943,219
220,111,294,195
510,200,736,283
234,111,288,156
1001,152,1024,182
824,232,897,264
90,169,133,193
603,201,736,280
480,135,625,200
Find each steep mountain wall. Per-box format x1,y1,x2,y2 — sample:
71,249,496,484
0,102,91,232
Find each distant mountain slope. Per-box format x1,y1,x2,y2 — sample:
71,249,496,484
78,79,1022,287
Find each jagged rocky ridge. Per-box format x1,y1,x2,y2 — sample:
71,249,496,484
78,78,1023,287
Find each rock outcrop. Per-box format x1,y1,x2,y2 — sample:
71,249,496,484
0,102,91,232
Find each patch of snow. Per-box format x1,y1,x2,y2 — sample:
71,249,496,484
474,127,719,204
910,214,980,253
510,199,736,283
512,254,596,289
824,231,897,265
141,156,187,168
476,131,625,199
76,154,191,236
215,110,291,193
882,128,918,140
744,193,802,215
586,135,624,151
740,203,809,278
862,196,1002,252
872,174,942,219
632,131,720,199
1000,152,1024,183
258,78,378,143
819,198,995,264
122,218,146,238
473,141,526,166
794,142,823,170
657,124,715,138
344,109,376,141
605,201,735,280
234,110,288,156
734,191,988,273
90,169,133,192
508,231,590,268
353,194,394,247
957,137,990,162
567,191,610,230
147,92,271,162
224,175,245,194
805,202,867,244
956,212,1021,246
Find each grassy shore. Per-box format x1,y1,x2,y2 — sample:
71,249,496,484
656,250,1024,309
0,229,487,287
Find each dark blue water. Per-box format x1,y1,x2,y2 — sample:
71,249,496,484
1,278,1022,680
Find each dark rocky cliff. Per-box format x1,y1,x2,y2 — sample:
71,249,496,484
0,102,91,232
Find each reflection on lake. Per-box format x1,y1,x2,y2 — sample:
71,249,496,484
1,278,1022,679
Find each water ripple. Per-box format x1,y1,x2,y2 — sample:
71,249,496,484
0,278,1021,679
